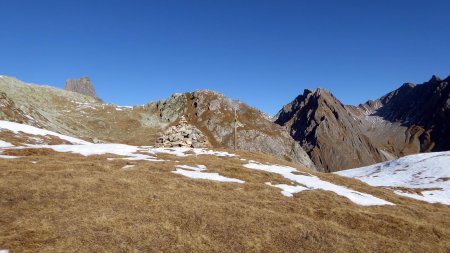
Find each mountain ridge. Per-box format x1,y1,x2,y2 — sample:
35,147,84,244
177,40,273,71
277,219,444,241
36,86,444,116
0,75,315,169
275,75,450,171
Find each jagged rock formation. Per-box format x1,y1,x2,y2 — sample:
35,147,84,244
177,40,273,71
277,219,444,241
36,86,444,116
275,89,385,172
156,116,210,148
275,75,450,172
65,77,98,98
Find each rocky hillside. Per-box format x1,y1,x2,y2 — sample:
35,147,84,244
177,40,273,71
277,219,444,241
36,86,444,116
276,75,450,172
146,90,314,167
0,76,314,169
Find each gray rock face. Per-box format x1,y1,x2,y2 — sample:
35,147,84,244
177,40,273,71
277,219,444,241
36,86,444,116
65,77,98,98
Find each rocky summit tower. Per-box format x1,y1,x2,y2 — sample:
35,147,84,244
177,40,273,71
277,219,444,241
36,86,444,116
65,76,98,98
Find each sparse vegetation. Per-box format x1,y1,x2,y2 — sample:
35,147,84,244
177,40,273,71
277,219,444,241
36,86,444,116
1,149,449,252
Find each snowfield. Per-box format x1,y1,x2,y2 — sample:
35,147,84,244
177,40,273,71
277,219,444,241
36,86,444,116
336,152,450,205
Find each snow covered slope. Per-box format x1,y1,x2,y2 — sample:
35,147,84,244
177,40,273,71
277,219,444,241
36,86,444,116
336,152,450,205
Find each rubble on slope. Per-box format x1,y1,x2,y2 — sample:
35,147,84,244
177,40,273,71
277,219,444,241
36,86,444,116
156,116,210,148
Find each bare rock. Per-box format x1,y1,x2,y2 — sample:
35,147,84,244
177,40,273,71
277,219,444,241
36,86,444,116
65,77,98,98
275,75,450,172
156,116,210,148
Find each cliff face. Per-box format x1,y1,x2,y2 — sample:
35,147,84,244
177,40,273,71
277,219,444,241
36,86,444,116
276,76,450,172
65,77,98,98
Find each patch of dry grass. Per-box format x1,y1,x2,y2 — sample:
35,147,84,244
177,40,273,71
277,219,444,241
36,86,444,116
0,149,449,252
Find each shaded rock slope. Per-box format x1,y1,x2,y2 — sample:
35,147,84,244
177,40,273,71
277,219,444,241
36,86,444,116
275,89,385,172
275,75,450,172
0,76,315,169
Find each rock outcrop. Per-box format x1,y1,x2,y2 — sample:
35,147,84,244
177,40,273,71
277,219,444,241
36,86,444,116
65,77,98,98
145,90,316,169
156,116,210,148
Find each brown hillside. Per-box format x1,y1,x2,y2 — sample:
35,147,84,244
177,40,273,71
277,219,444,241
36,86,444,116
0,147,449,252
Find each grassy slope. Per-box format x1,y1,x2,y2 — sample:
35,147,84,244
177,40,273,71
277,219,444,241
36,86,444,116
0,148,449,252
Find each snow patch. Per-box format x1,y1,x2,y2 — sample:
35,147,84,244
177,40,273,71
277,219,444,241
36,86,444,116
121,164,136,170
147,147,236,157
25,115,34,121
336,151,450,205
265,182,308,197
173,164,245,184
244,162,394,206
0,121,89,145
0,140,13,148
0,155,19,159
23,144,163,162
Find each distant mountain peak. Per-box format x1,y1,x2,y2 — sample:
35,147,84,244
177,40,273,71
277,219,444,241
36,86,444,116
429,74,442,82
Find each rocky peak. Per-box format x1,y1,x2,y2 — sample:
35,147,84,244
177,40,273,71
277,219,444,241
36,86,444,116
275,88,385,172
65,77,98,98
429,75,442,83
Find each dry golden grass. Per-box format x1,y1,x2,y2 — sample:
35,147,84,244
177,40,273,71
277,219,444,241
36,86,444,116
0,149,449,252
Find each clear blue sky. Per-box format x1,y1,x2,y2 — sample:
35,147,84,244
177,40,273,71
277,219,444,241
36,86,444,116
1,0,449,115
